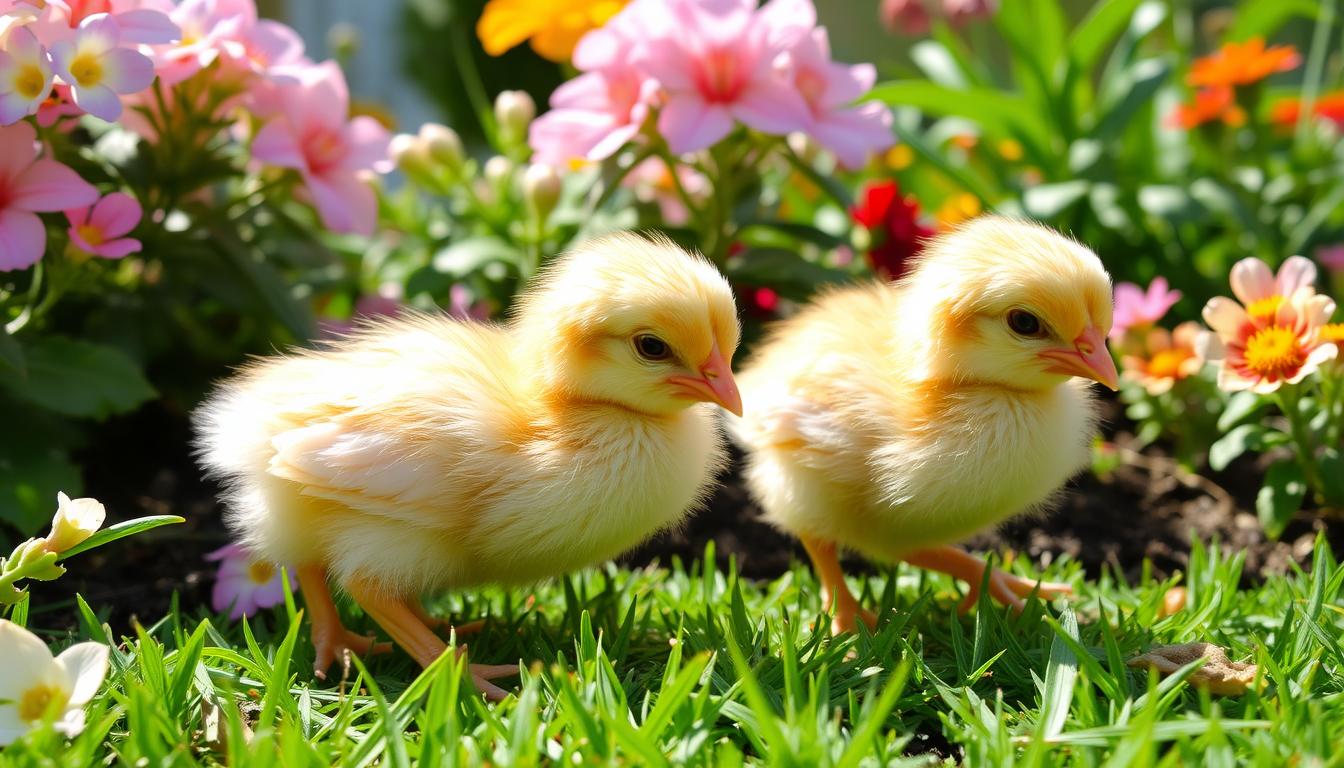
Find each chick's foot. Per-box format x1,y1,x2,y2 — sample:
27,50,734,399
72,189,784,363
802,536,877,635
347,580,518,701
901,546,1073,614
297,565,391,678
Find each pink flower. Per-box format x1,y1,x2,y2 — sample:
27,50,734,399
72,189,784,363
1226,255,1318,323
65,191,141,258
36,82,82,128
880,0,931,35
250,61,390,236
0,121,98,271
634,0,810,154
48,13,156,121
1315,244,1344,275
150,0,254,85
1199,287,1336,393
0,26,54,124
448,284,491,320
40,0,180,45
1111,277,1182,339
528,68,655,167
777,27,892,168
205,543,294,621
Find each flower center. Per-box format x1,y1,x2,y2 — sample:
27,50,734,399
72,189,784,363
303,128,345,173
76,224,105,246
18,683,68,722
1243,325,1305,379
1245,295,1282,323
795,67,826,110
68,52,104,88
15,64,47,100
247,561,276,585
697,48,743,103
1147,348,1194,380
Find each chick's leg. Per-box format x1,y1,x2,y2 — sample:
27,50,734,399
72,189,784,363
901,546,1073,614
802,536,876,635
296,565,391,679
412,601,485,636
344,579,516,701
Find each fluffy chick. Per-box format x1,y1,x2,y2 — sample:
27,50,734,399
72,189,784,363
195,233,742,697
730,217,1117,632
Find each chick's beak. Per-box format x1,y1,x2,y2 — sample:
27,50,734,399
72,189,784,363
1038,326,1119,391
667,342,744,416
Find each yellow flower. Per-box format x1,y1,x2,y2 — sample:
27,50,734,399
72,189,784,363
884,144,913,170
935,193,981,228
1121,322,1204,395
477,0,628,62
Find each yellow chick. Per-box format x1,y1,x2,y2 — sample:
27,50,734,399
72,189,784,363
195,233,742,698
729,217,1117,633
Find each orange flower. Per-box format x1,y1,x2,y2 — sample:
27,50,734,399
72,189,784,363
1171,86,1246,129
1188,37,1300,88
1270,91,1344,130
477,0,627,62
1122,322,1205,394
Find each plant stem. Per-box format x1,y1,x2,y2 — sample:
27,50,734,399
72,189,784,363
1296,0,1338,146
1275,384,1322,501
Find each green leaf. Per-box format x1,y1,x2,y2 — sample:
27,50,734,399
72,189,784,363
867,81,1053,155
432,236,520,278
1257,460,1306,539
1217,391,1268,431
1094,58,1172,140
910,41,970,89
217,240,316,341
726,248,851,301
0,450,81,536
0,328,23,377
738,219,847,249
0,336,155,419
1069,0,1146,71
1226,0,1320,42
1039,607,1080,739
1023,181,1090,219
57,515,184,560
1318,448,1344,505
1209,424,1270,471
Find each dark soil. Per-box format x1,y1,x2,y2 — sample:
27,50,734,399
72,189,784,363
27,395,1343,633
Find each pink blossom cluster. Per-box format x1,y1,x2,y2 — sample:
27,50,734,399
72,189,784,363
529,0,893,170
0,0,390,271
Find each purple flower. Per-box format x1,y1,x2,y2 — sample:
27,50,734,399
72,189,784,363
1112,277,1181,339
205,543,294,620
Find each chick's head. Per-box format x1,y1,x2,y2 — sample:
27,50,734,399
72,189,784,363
906,216,1118,391
514,233,743,416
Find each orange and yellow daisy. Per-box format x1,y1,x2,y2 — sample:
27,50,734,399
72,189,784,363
477,0,627,62
1122,322,1205,395
1188,37,1300,89
1270,91,1344,130
1171,86,1245,129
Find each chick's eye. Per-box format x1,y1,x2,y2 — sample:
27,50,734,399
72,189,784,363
634,334,671,361
1007,309,1044,337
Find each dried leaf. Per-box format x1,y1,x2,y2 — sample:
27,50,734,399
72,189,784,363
1127,642,1258,695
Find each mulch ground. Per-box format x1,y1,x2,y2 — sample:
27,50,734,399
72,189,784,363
29,395,1342,631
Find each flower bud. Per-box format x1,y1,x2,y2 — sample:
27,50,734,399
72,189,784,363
494,90,536,145
484,155,514,188
418,123,464,176
42,492,105,555
390,133,440,191
522,163,562,222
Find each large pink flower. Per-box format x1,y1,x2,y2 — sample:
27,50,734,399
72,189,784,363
1112,276,1182,339
48,13,156,121
65,190,141,258
250,61,390,236
634,0,810,154
776,26,893,168
1226,255,1318,323
529,68,655,167
1200,287,1336,393
0,121,99,270
205,543,294,621
148,0,254,85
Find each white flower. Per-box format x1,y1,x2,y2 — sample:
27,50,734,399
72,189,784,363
0,620,109,745
42,492,106,554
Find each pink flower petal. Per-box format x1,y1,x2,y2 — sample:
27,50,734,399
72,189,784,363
303,171,376,236
91,236,141,258
659,96,734,154
1274,255,1317,296
341,115,391,174
1229,257,1275,305
0,208,46,271
205,543,247,562
70,82,124,121
114,9,180,45
77,13,123,53
88,191,141,237
0,90,39,124
0,121,39,178
251,118,306,169
10,157,99,211
101,47,156,94
1202,296,1250,340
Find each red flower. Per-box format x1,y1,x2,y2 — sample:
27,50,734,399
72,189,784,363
1271,91,1344,130
851,180,934,280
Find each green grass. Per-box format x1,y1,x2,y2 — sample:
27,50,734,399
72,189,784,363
6,537,1344,767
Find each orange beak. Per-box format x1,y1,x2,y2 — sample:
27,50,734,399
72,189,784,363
1038,326,1119,391
666,341,744,416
